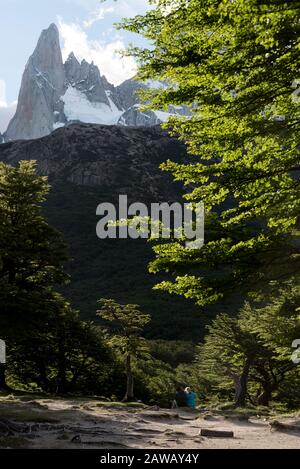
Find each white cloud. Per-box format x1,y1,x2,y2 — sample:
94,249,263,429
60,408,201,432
0,80,17,133
58,17,137,85
83,6,115,29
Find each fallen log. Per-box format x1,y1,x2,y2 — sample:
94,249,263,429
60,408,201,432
200,428,234,438
71,435,129,447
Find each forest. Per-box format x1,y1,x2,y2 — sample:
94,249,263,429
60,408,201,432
1,0,300,419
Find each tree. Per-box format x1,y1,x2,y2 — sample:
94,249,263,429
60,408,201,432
8,292,116,395
197,313,258,407
0,161,120,396
0,160,68,291
240,285,300,406
197,287,300,407
118,0,300,306
0,160,68,388
97,299,151,401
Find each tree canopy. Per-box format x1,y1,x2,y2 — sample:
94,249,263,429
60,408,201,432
119,0,300,305
197,284,300,407
0,161,114,394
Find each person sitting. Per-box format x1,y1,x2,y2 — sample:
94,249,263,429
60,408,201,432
172,386,187,408
185,386,197,409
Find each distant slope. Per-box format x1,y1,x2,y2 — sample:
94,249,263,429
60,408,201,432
0,123,218,340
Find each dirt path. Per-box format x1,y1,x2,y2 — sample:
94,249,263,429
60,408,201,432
0,395,299,449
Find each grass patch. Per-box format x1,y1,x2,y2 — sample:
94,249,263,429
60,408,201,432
0,406,60,423
205,401,299,419
205,402,272,418
0,436,29,449
95,401,147,409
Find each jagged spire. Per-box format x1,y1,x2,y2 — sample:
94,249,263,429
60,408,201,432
5,24,66,140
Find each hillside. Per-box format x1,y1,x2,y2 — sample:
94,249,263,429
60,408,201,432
0,123,216,340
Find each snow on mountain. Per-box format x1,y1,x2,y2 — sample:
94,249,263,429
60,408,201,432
60,86,123,126
144,79,169,90
3,24,189,142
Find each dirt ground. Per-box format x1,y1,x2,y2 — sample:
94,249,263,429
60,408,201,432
0,395,299,449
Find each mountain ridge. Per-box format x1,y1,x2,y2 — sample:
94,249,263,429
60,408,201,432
3,24,188,142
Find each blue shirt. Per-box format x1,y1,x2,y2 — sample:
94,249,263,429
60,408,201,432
186,391,197,408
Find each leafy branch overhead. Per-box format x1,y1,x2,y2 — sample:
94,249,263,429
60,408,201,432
117,0,300,305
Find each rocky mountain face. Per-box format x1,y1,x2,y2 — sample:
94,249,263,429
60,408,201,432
0,123,205,339
64,53,111,107
118,108,162,127
5,24,66,141
0,123,185,195
3,24,189,142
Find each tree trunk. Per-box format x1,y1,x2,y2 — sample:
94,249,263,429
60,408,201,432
257,382,274,406
0,363,10,391
255,364,279,407
56,342,68,394
37,361,50,393
257,390,271,407
234,357,251,408
56,369,68,394
123,354,134,402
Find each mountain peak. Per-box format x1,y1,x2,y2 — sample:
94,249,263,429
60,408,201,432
48,23,59,32
5,23,66,141
4,24,187,142
39,23,59,38
65,52,80,69
30,23,64,81
35,23,60,52
67,52,78,61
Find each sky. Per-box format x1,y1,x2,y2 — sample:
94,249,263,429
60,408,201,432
0,0,151,132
